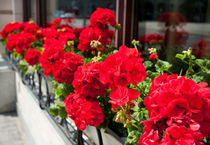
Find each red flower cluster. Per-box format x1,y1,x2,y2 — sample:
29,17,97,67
65,62,107,130
73,62,108,98
109,87,140,107
6,34,17,51
15,32,35,55
7,32,36,55
138,34,164,44
90,8,116,28
39,38,65,76
138,74,210,144
77,8,116,54
74,27,85,38
157,12,187,26
138,116,204,145
53,18,62,24
78,26,110,53
58,27,75,42
0,22,23,39
47,18,74,29
99,45,145,109
64,93,104,131
39,27,59,39
40,38,83,84
23,21,38,35
24,48,41,65
100,45,146,90
149,53,158,61
52,52,83,84
164,29,189,46
191,39,210,57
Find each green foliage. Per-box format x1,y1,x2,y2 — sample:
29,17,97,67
83,57,92,65
175,50,209,83
49,100,67,118
12,51,22,59
143,61,153,69
49,82,74,118
195,59,210,74
53,83,74,99
0,38,7,46
188,74,204,83
19,60,28,74
97,95,113,129
19,59,40,74
175,54,185,60
155,60,172,74
125,126,142,145
30,40,43,50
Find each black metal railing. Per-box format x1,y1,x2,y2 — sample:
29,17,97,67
4,50,104,145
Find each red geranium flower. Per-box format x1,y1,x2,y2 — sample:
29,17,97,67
143,74,210,138
0,22,23,39
24,48,41,65
157,12,187,26
15,32,35,55
191,39,210,57
58,27,75,42
90,8,116,28
52,52,83,84
149,53,158,61
23,21,38,35
108,87,140,108
138,116,204,145
100,45,146,90
64,93,104,131
73,62,108,98
139,33,164,44
6,34,17,51
53,18,62,24
74,27,85,38
78,26,110,52
39,27,59,39
39,38,65,76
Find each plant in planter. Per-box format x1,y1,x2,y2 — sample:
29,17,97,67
1,7,209,145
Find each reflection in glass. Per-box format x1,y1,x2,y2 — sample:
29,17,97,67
137,0,210,59
46,0,116,28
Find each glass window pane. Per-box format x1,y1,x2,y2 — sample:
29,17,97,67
137,0,210,58
46,0,116,27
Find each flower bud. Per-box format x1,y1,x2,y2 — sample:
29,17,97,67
115,24,121,30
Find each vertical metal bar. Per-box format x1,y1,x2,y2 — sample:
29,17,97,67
43,76,50,107
115,0,124,47
37,72,45,109
123,0,132,46
23,0,31,21
77,129,84,145
132,0,139,41
115,0,134,47
96,128,103,145
36,0,47,27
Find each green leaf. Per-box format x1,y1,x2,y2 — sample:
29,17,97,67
125,127,142,145
176,54,185,60
54,100,65,108
83,58,92,65
53,83,74,100
188,74,204,83
19,60,28,74
195,59,210,74
146,70,160,79
58,107,67,118
49,105,58,116
143,61,153,69
155,60,172,73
